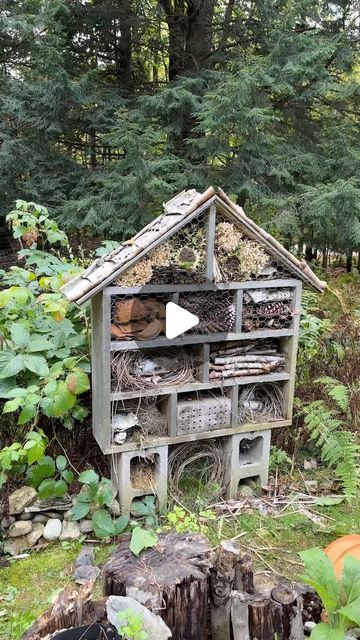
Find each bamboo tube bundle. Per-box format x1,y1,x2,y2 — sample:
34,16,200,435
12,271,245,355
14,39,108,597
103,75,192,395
210,342,286,380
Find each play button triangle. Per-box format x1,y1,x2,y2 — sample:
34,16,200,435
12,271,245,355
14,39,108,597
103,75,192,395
165,302,199,339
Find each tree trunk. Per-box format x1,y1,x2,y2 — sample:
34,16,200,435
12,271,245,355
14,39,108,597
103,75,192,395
322,248,328,268
346,249,353,273
103,531,212,640
184,0,216,73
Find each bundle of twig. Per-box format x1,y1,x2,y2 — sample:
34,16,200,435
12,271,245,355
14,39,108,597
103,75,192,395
238,383,284,422
112,348,194,391
210,343,286,379
168,441,225,499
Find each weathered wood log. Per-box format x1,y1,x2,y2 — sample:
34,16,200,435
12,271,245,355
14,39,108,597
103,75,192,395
21,584,107,640
210,540,242,640
271,586,304,640
234,552,254,593
213,355,285,365
231,592,251,640
248,596,274,640
103,532,212,640
209,368,271,379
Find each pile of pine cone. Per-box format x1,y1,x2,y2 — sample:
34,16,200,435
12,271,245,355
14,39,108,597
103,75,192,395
243,300,293,332
111,297,166,340
179,291,236,334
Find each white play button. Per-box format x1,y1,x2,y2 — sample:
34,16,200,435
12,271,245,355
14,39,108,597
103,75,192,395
165,302,199,339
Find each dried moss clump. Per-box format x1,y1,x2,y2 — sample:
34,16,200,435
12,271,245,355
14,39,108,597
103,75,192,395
215,221,268,281
116,258,153,286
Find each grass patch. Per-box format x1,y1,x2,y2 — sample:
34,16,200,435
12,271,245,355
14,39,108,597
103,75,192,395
0,541,114,639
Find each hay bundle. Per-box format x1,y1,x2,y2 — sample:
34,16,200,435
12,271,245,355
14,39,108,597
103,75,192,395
112,348,194,391
130,458,156,491
238,383,284,423
168,441,225,499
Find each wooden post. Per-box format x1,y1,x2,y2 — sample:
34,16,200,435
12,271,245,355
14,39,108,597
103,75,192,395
210,540,241,640
234,552,254,593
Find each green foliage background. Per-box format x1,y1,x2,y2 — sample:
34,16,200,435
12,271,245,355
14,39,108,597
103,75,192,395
1,0,359,254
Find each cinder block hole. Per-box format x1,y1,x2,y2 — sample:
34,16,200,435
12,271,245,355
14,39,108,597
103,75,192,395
238,476,261,496
130,495,157,518
239,436,264,465
130,455,158,490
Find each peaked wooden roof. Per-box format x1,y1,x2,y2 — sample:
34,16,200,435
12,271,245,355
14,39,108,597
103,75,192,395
61,187,327,304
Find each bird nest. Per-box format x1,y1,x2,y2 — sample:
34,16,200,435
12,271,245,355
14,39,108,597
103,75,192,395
111,348,195,392
168,441,225,500
238,383,284,423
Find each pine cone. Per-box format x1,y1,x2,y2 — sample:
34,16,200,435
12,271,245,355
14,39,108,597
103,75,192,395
257,302,291,317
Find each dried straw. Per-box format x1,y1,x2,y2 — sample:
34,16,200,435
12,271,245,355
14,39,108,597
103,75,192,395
238,383,284,423
130,458,156,491
168,440,225,499
112,348,194,392
114,398,168,440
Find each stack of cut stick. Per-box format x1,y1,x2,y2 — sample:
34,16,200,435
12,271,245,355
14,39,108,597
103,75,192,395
209,342,286,379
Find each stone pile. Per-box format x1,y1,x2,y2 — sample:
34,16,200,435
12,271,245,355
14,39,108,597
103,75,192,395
1,486,111,556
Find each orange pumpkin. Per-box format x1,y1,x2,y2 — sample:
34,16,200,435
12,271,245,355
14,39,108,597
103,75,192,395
324,534,360,577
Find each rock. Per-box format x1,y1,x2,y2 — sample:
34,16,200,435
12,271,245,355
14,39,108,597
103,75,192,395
1,516,15,529
238,484,255,498
4,536,30,556
9,521,33,538
63,509,73,520
43,511,64,520
107,596,172,640
80,519,93,534
304,621,316,636
108,498,120,517
60,521,81,541
25,495,72,513
304,458,318,470
27,523,44,546
305,480,318,493
74,546,100,585
33,514,49,524
9,486,37,515
18,511,33,521
345,629,360,639
43,518,62,541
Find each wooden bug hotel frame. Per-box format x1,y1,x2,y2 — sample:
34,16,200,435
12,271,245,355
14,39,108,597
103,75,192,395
62,187,326,514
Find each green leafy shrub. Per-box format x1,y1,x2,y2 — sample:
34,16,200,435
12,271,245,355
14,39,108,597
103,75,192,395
71,470,128,538
71,470,158,554
166,505,215,534
26,454,74,498
0,201,90,430
0,430,48,488
300,547,360,639
269,445,292,473
303,377,360,498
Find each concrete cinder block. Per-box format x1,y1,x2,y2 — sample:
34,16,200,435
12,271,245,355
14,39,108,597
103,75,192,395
111,445,168,516
224,429,271,499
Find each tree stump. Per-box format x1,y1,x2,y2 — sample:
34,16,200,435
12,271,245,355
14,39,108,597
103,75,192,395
103,531,212,640
231,569,304,640
21,584,107,640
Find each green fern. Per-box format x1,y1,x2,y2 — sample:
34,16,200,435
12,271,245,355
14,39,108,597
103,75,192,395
316,376,350,412
303,399,360,498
